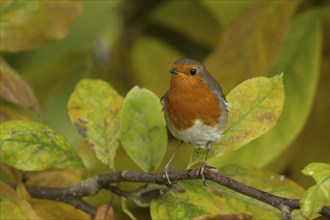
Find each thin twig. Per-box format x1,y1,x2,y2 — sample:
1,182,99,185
280,205,292,220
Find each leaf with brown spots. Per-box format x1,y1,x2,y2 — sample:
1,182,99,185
212,8,323,167
68,79,123,169
189,74,284,167
0,120,85,172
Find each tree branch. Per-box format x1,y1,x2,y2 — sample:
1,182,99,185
320,206,330,219
24,167,328,219
26,185,97,216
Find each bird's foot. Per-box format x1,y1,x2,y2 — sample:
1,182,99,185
162,167,174,186
197,163,216,186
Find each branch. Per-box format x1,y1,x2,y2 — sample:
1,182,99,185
24,167,328,219
320,206,330,219
26,185,97,216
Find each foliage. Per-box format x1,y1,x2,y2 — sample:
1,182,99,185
68,79,123,169
151,166,305,220
189,74,284,166
300,163,330,218
120,86,167,172
0,120,85,172
0,1,329,219
213,7,324,168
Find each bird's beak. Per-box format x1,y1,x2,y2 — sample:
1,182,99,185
169,68,179,75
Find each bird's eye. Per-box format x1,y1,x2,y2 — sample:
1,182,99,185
189,69,197,75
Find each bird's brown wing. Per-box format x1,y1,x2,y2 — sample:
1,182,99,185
160,90,169,111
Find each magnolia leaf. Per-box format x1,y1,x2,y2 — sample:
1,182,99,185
0,197,27,220
0,103,27,123
217,165,305,198
205,1,299,91
120,86,167,172
94,205,114,220
151,166,305,220
213,8,322,167
0,0,82,52
26,169,81,188
0,181,41,219
68,79,123,169
302,163,330,183
300,163,330,218
0,120,85,172
0,58,39,113
189,74,284,167
0,163,22,182
151,181,225,220
216,74,284,155
210,165,305,219
30,199,90,219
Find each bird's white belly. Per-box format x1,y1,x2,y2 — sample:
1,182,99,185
167,119,222,148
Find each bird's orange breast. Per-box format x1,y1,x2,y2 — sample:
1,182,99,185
166,74,221,130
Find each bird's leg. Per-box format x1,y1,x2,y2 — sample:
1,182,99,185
198,141,212,186
162,141,182,185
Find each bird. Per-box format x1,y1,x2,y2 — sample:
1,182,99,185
161,58,228,185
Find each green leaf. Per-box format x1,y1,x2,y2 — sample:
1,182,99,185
300,163,330,218
150,181,225,220
120,86,167,172
0,181,45,219
189,74,284,166
151,166,305,220
211,166,305,219
0,1,82,52
0,120,85,172
217,74,284,155
0,181,29,220
0,197,27,220
68,79,123,169
219,165,305,198
302,163,330,183
0,58,39,113
210,8,322,167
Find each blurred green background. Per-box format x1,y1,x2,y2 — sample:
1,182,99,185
1,0,329,216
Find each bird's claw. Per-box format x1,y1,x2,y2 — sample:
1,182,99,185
197,163,207,186
197,163,216,186
162,167,173,186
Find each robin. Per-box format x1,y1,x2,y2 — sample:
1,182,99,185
161,58,228,185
